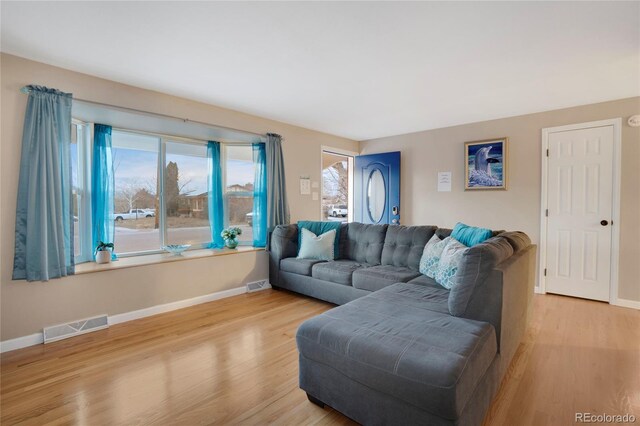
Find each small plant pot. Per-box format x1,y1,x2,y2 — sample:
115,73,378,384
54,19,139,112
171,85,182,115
225,238,239,249
95,250,112,264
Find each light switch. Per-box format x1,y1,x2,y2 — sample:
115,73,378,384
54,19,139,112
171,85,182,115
312,192,319,201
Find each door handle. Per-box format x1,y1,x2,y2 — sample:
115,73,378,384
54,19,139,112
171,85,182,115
600,220,609,226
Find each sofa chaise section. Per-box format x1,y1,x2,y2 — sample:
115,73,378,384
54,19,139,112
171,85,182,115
297,284,499,424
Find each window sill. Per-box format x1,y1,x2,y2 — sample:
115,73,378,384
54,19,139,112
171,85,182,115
74,246,265,275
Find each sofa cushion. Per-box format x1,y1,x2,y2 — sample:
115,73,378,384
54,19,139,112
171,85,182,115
352,265,421,292
381,225,437,270
340,223,387,265
312,260,369,286
448,236,514,316
280,257,326,276
400,278,451,314
296,284,497,420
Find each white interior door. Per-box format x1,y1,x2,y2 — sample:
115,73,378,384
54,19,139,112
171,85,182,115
545,125,614,301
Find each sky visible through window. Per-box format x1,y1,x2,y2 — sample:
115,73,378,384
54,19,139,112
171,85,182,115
112,150,254,194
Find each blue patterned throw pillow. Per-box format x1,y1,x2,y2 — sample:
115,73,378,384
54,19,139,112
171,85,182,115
435,238,469,289
419,235,451,278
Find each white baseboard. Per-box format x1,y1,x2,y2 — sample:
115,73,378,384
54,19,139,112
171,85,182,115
535,289,639,310
108,286,246,325
0,333,44,353
534,286,545,294
612,298,640,310
0,285,248,354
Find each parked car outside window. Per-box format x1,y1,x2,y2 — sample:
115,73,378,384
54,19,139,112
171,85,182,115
329,204,348,217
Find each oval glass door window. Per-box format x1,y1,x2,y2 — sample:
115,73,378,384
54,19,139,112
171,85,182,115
367,169,386,222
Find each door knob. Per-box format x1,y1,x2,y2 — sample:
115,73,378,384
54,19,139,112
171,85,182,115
600,220,609,226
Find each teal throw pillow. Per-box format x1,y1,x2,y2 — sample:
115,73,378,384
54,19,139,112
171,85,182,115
451,222,492,247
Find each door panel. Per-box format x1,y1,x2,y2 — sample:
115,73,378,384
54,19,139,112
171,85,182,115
354,152,400,225
546,126,613,301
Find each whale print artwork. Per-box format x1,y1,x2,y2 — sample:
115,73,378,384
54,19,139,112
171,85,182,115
464,138,508,190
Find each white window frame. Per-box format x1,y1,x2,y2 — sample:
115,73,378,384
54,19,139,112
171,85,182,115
161,136,214,253
72,119,94,263
73,121,257,261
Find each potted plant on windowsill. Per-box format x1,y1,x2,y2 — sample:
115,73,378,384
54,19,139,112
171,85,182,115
95,241,114,264
221,227,242,249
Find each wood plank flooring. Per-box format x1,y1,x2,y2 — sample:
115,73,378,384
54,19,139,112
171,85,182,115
1,289,639,425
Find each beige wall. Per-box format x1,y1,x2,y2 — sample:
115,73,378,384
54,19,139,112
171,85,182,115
361,97,640,302
0,54,358,341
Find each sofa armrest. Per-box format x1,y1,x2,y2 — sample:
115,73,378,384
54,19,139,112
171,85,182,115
494,245,536,366
269,224,299,286
461,244,536,360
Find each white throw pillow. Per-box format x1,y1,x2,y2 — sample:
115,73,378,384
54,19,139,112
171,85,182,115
419,235,451,278
297,228,336,261
435,238,469,289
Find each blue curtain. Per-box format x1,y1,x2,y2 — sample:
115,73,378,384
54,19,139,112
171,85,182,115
252,143,267,247
92,124,116,259
265,133,290,228
207,141,225,248
13,86,74,281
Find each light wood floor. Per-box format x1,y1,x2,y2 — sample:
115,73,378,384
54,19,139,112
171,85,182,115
1,290,639,425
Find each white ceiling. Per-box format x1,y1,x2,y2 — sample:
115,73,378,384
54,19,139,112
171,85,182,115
1,1,639,140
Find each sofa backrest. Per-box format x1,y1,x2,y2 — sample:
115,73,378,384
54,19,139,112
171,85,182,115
447,235,515,317
340,222,388,265
381,225,437,270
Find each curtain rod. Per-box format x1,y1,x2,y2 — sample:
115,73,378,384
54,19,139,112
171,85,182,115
20,86,267,140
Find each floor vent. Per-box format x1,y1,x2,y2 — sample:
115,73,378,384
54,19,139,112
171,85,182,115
43,314,109,344
246,280,271,293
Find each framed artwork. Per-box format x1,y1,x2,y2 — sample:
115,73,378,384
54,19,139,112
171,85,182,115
464,137,508,190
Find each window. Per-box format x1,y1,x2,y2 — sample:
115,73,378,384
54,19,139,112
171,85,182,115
321,150,353,222
71,122,259,261
224,145,254,244
112,131,161,254
164,141,211,245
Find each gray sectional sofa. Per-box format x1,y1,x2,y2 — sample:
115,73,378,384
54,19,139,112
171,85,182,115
269,222,536,426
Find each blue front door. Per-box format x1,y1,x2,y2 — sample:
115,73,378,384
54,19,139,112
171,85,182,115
354,151,401,225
